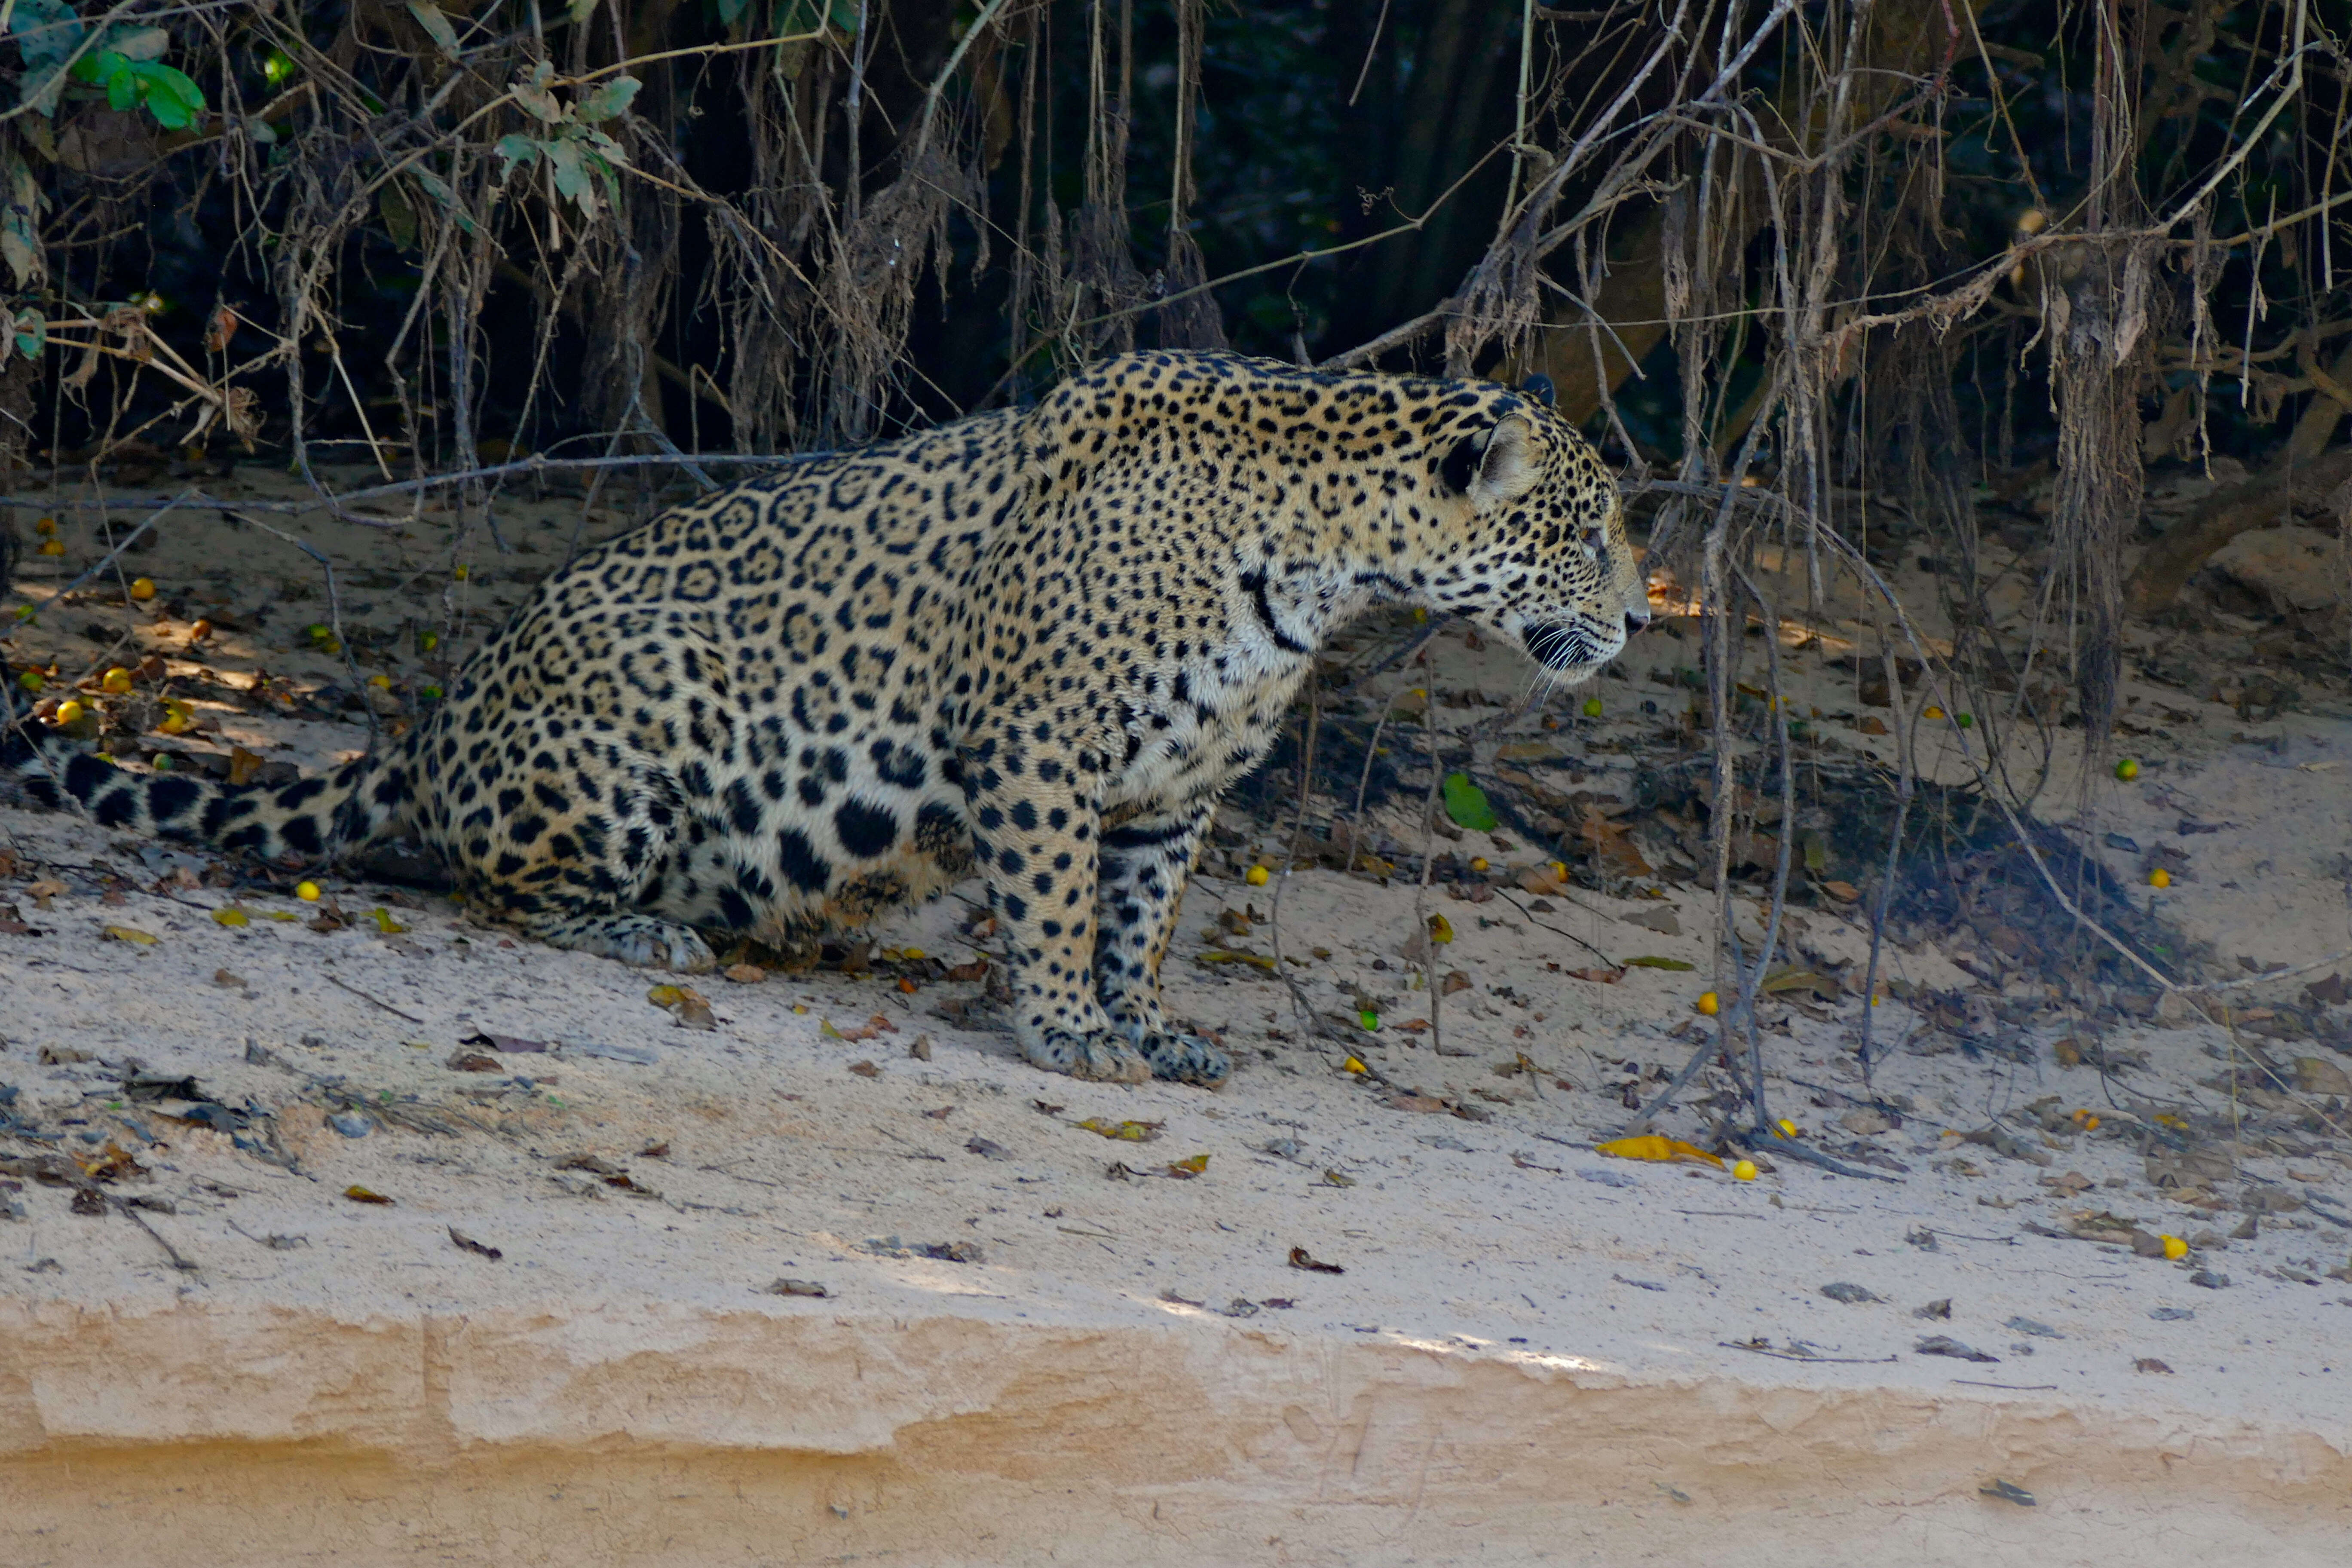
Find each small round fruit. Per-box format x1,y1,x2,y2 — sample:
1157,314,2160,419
52,699,84,725
152,753,172,771
420,685,444,702
1956,712,1974,729
16,671,43,692
1923,704,1945,720
129,577,156,601
900,947,925,961
2161,1234,2187,1261
419,631,439,652
2115,758,2140,781
1245,864,1271,887
1583,697,1604,718
1548,861,1567,880
1358,1010,1379,1032
37,538,63,557
1777,1118,1798,1138
1732,1160,1758,1182
1696,990,1720,1017
100,667,133,694
2148,868,2171,889
295,881,322,902
1469,857,1489,874
188,619,214,642
453,565,470,580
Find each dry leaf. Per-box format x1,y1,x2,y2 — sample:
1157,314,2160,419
2133,1357,2174,1374
448,1227,502,1260
766,1277,829,1298
211,906,250,928
722,962,767,983
821,1012,896,1042
26,879,65,909
847,1060,881,1078
1076,1116,1163,1142
1593,1134,1724,1168
1164,1153,1210,1179
343,1185,394,1205
1566,966,1624,983
1288,1245,1344,1274
101,924,159,946
226,746,266,786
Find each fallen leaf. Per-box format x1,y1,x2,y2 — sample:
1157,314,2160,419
966,1136,1011,1161
211,906,250,928
1821,1282,1883,1304
847,1060,881,1078
227,746,265,786
368,906,409,934
447,1228,502,1260
1383,1092,1450,1114
1594,1134,1723,1168
1442,772,1499,831
1163,1153,1210,1179
444,1050,502,1072
722,962,767,983
765,1277,830,1298
1321,1169,1356,1187
1915,1335,1997,1363
821,1012,897,1041
343,1185,395,1205
213,968,248,988
100,924,158,946
2133,1357,2174,1374
1566,966,1624,983
1857,717,1890,736
1076,1116,1163,1142
1623,955,1696,971
1288,1245,1344,1274
1818,879,1859,902
646,984,716,1030
1979,1479,2034,1507
1914,1298,1952,1320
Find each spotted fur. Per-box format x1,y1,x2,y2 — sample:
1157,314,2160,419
6,352,1648,1087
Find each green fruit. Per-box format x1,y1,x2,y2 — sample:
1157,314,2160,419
16,670,41,691
1956,712,1974,729
1582,697,1604,718
2115,758,2140,781
420,685,444,702
1358,1010,1379,1032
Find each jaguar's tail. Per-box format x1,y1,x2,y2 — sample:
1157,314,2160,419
3,685,416,864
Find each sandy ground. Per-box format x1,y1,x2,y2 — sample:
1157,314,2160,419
3,466,2352,1564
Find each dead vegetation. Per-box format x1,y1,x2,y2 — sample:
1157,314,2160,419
2,0,2351,1145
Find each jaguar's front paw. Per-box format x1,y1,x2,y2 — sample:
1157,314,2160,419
1139,1030,1231,1088
1023,1028,1151,1084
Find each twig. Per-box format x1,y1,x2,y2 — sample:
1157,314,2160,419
325,973,427,1025
1719,1341,1898,1364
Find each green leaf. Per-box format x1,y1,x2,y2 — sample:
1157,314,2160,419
12,0,83,114
490,134,541,175
12,309,44,359
573,74,639,123
1622,956,1696,971
1441,772,1498,833
126,61,205,130
406,1,462,58
543,135,595,215
410,165,483,234
567,0,600,27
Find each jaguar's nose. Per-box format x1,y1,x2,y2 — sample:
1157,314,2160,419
1623,608,1651,639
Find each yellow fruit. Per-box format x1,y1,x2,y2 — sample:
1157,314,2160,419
453,565,470,580
52,699,84,725
1732,1160,1758,1181
2083,1114,2100,1131
1923,704,1945,720
1548,860,1567,880
34,517,55,535
295,881,321,902
2161,1234,2187,1261
2148,868,2171,889
1469,857,1489,873
1428,913,1454,945
37,538,63,556
1245,864,1271,886
1583,697,1603,718
101,667,133,694
1696,990,1720,1016
159,713,189,735
2115,758,2140,781
900,947,925,960
1777,1118,1798,1138
368,674,392,689
129,577,156,601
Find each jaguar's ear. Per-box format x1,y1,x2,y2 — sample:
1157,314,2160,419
1441,415,1541,512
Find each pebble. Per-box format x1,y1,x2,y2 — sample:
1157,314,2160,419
327,1113,371,1139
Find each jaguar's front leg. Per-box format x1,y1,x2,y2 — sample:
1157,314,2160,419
967,762,1147,1084
1093,796,1230,1087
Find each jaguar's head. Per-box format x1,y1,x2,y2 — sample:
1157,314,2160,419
1413,380,1650,685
